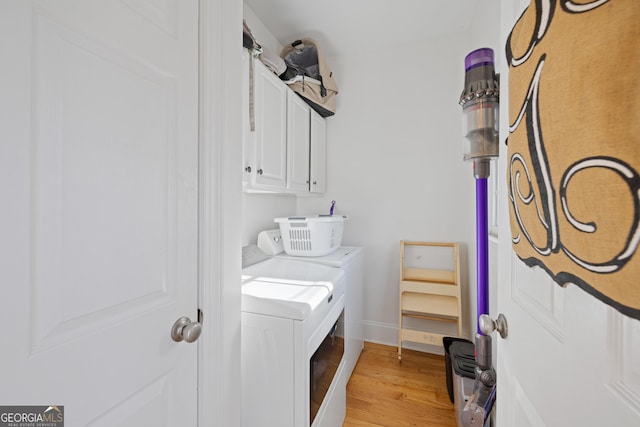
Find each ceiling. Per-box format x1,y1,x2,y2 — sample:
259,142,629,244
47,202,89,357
244,0,481,58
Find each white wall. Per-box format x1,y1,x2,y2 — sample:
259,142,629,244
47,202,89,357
243,5,283,59
296,32,474,349
242,193,296,246
243,1,501,350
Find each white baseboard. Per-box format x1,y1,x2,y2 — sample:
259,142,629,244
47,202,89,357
362,320,446,356
362,319,397,346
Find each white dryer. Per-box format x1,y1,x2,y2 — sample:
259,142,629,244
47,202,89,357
241,252,346,427
277,247,364,380
257,230,365,392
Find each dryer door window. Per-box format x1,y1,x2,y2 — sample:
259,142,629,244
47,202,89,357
309,309,344,425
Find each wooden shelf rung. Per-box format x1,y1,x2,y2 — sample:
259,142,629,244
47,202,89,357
399,328,447,347
400,281,460,297
402,267,455,284
401,312,459,323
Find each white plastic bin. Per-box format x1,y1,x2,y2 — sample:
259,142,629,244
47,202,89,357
274,215,346,256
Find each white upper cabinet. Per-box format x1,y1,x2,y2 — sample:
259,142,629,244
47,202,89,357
309,109,327,194
243,52,287,191
243,49,327,195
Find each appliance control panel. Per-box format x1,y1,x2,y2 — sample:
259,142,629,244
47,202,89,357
257,228,284,256
242,244,270,269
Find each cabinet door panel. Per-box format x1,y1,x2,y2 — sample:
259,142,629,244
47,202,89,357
287,92,311,192
310,110,327,194
254,60,287,190
242,50,252,187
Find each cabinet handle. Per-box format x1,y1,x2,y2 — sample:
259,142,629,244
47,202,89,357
244,166,252,173
313,181,317,185
257,169,263,175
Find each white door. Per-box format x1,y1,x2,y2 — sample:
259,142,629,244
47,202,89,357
495,1,640,425
0,1,200,425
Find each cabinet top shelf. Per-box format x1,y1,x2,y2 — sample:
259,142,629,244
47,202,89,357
402,267,456,284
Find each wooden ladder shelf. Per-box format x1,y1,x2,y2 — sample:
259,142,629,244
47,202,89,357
398,241,462,360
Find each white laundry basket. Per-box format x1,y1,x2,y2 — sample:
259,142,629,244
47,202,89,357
274,215,346,256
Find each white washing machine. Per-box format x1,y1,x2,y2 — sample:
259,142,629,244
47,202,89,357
241,248,347,427
257,230,365,387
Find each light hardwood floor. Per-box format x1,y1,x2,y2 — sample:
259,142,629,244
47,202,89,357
344,342,457,427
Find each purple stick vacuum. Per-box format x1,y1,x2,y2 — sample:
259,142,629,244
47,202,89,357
458,47,500,427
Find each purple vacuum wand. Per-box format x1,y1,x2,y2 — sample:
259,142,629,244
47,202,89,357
476,178,489,328
459,47,499,331
458,47,500,427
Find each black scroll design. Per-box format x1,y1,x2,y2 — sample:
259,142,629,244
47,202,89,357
559,157,640,273
507,0,640,274
508,55,558,256
560,0,610,14
505,0,610,67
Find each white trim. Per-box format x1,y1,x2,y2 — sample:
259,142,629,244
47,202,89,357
363,319,397,347
198,0,243,426
363,320,446,355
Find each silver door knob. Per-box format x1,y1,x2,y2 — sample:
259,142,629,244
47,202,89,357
171,316,202,343
479,313,508,339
